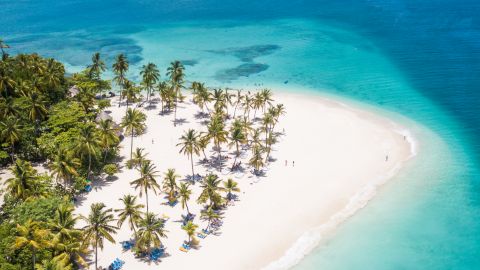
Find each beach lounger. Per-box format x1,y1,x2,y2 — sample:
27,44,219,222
179,246,189,252
197,232,207,239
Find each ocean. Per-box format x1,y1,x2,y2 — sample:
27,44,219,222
1,0,479,269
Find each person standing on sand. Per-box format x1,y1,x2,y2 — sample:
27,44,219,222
293,161,295,167
285,160,288,166
386,155,388,162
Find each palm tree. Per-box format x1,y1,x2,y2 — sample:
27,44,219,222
5,159,37,200
98,119,120,162
252,92,263,119
181,221,198,245
48,204,86,268
121,108,146,159
13,219,51,270
49,147,80,189
87,52,106,80
177,129,200,179
261,112,274,144
200,207,220,232
166,61,185,126
197,173,224,209
260,88,274,112
131,160,160,213
115,195,144,235
0,97,19,118
228,123,247,169
73,124,100,180
140,63,160,102
207,115,228,165
25,93,48,123
128,147,147,169
82,203,117,270
232,90,243,118
163,168,180,204
249,145,264,175
178,183,192,215
223,178,240,201
136,213,167,253
1,116,22,162
112,54,129,106
123,79,140,110
198,135,210,161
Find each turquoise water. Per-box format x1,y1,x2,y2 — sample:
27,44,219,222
1,1,479,269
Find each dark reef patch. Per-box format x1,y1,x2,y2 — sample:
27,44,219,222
208,44,281,62
180,60,198,66
215,63,269,82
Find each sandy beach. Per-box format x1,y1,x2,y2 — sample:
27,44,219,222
65,90,413,270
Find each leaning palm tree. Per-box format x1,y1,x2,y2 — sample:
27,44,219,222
181,221,198,245
0,116,22,162
163,168,180,204
81,203,117,270
140,62,160,102
197,173,224,209
73,124,100,180
177,129,200,179
121,108,146,159
136,213,167,253
115,194,144,235
5,159,37,200
200,206,220,232
178,183,192,215
131,160,160,213
112,54,129,106
49,147,80,189
12,219,51,270
223,178,240,201
87,52,106,80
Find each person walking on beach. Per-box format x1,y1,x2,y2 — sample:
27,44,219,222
285,160,288,166
386,155,388,162
293,161,295,167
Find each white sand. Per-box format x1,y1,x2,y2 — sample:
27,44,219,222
1,90,414,270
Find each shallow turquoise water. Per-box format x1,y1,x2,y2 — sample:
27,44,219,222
1,1,479,269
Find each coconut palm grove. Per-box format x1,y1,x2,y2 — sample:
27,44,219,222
0,44,286,269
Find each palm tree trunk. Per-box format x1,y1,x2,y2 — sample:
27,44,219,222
130,127,134,160
186,202,190,215
190,153,195,181
10,144,14,163
103,148,108,163
32,247,36,270
95,237,98,270
88,153,92,180
145,188,149,214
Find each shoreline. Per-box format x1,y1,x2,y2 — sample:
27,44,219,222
0,88,417,270
262,91,418,270
74,88,415,269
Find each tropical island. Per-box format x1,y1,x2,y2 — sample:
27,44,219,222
0,39,413,270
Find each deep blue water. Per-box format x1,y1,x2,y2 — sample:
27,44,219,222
1,0,479,269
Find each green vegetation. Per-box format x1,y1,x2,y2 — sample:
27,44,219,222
0,39,285,269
